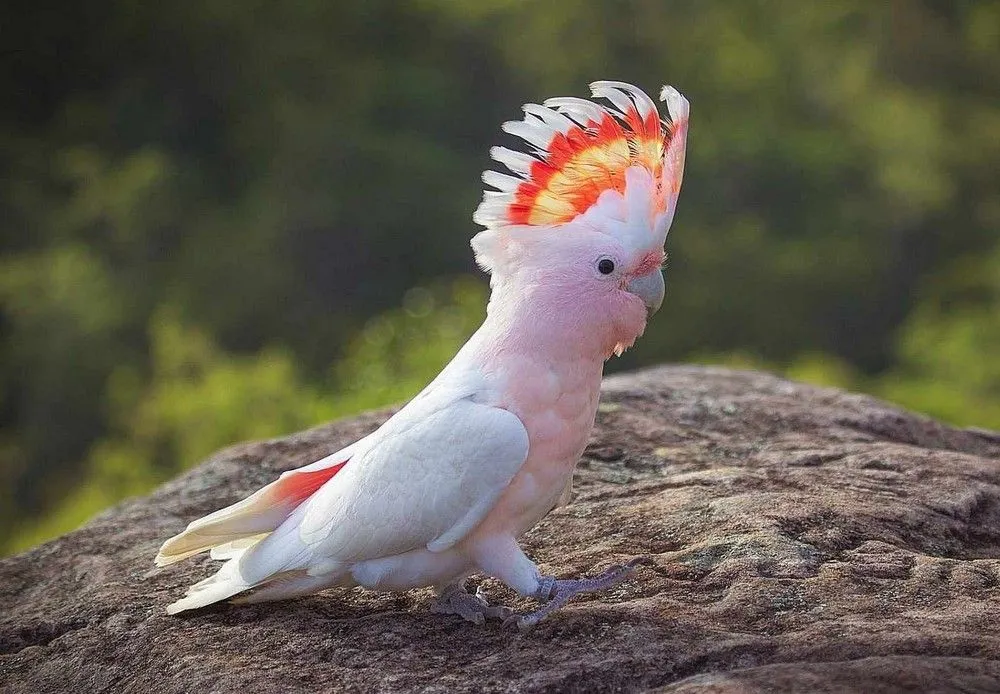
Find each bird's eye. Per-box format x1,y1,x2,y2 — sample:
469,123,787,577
597,258,616,275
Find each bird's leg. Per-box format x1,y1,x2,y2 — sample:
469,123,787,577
429,578,514,625
510,557,646,630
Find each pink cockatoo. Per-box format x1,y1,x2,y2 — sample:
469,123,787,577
156,81,689,627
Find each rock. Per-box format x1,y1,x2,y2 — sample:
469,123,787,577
1,365,999,693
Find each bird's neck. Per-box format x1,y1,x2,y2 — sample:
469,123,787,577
475,283,619,364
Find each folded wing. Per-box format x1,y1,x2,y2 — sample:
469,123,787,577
297,396,530,562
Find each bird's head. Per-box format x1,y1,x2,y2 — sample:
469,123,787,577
471,81,689,358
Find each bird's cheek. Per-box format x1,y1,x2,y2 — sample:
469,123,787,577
612,290,649,334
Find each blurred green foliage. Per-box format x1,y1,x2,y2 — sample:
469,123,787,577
879,245,1000,429
5,281,485,554
1,0,998,554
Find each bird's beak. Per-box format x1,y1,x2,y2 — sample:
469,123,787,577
626,270,665,316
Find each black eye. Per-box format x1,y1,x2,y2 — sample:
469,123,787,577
597,258,615,275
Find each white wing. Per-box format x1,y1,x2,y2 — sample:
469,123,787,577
298,391,529,562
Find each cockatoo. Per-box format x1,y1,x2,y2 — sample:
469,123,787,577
156,81,689,628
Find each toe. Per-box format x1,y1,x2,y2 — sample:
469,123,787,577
503,613,537,631
482,604,514,621
462,610,486,626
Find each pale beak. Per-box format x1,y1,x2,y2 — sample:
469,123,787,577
626,270,665,316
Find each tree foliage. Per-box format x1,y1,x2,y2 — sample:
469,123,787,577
1,0,998,552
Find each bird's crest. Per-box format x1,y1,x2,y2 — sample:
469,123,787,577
474,81,688,249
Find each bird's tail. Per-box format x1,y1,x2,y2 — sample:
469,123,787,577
155,444,354,567
163,499,345,614
156,444,355,613
164,551,254,614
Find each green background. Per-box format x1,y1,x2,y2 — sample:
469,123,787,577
2,0,998,555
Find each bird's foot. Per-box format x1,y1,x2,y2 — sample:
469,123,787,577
508,557,648,631
430,580,514,625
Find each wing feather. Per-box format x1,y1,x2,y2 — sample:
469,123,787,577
298,396,529,562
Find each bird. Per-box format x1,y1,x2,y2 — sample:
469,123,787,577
156,80,689,628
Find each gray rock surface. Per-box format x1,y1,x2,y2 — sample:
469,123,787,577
2,366,999,693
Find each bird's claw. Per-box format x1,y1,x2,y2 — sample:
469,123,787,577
503,612,540,632
432,558,649,629
430,582,513,625
510,557,648,630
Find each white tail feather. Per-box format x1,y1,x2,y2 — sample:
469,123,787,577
155,444,355,567
163,504,317,614
155,493,289,567
209,535,267,561
165,553,252,614
232,570,342,605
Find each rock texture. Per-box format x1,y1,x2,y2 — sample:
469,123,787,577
2,366,1000,693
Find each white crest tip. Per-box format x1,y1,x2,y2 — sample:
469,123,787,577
659,86,689,120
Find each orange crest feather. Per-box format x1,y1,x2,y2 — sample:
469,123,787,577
474,81,689,232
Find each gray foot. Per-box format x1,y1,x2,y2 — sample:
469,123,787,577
430,580,514,625
510,557,647,631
